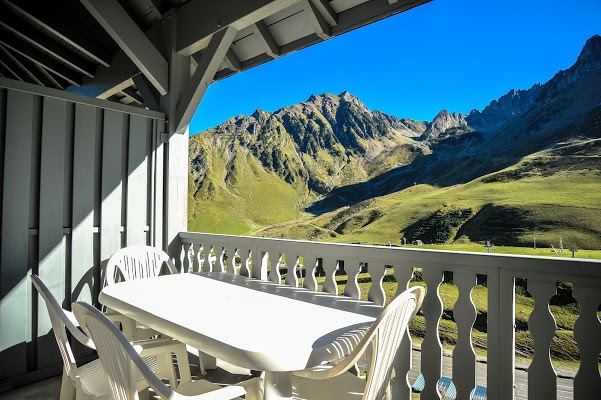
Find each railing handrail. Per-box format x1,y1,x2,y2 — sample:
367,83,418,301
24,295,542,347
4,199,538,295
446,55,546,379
178,231,601,282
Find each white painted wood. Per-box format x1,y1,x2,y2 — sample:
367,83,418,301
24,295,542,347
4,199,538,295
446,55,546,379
367,261,386,306
101,110,125,261
81,0,168,95
38,97,69,369
452,271,477,399
321,257,338,295
175,26,237,133
252,21,280,58
302,255,318,291
310,0,337,26
0,78,165,120
268,251,282,284
285,255,299,287
527,280,557,399
182,242,191,273
343,260,361,299
166,131,189,248
224,48,242,72
0,90,35,379
303,0,331,39
71,104,98,305
127,115,149,246
176,0,298,56
572,284,601,398
421,268,443,399
152,121,165,248
239,248,251,277
391,265,414,400
192,242,201,272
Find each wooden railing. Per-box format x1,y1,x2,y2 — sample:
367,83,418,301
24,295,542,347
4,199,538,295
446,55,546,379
176,232,601,400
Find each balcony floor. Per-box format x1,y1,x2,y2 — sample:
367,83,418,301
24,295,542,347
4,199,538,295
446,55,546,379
0,349,575,400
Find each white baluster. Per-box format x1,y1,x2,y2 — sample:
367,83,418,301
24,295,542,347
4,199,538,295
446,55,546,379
527,280,557,400
391,266,414,400
367,262,386,306
204,244,213,272
321,257,338,295
452,271,477,399
214,246,225,272
285,255,299,287
192,242,201,272
343,261,361,299
268,252,281,284
225,247,236,275
182,242,191,273
573,283,601,399
421,268,443,399
302,255,318,291
239,248,251,277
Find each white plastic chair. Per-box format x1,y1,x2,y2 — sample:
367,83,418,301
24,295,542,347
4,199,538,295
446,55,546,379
104,245,178,286
104,246,175,342
291,286,425,400
105,245,211,375
72,301,264,400
32,275,192,400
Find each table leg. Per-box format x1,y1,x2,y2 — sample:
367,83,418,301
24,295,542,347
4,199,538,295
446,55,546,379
264,371,292,400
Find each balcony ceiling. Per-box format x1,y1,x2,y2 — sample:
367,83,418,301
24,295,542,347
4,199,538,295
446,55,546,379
0,0,430,110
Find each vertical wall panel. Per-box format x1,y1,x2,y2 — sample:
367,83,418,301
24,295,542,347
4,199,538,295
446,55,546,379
101,111,125,262
0,91,35,379
127,115,149,246
71,104,97,304
0,79,165,385
37,97,69,369
153,122,164,249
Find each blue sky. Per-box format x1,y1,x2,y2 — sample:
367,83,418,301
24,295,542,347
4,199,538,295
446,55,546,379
190,0,601,134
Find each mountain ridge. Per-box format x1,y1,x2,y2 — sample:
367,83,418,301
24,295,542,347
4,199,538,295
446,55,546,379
188,34,601,245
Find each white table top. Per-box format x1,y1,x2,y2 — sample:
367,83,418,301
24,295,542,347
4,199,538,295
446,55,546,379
99,272,382,372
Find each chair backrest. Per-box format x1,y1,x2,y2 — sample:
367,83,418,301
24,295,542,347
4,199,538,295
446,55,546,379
303,286,424,400
31,275,95,381
105,245,177,286
362,286,424,400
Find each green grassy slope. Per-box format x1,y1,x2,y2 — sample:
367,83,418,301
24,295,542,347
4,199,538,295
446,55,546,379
256,139,601,250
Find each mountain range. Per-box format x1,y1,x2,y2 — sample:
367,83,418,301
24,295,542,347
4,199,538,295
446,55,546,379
188,35,601,248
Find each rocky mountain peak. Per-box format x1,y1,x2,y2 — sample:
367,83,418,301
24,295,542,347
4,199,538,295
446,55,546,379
575,34,601,66
421,109,468,140
467,83,543,132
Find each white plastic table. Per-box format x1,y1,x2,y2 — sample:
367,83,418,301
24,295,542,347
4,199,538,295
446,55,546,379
99,272,382,399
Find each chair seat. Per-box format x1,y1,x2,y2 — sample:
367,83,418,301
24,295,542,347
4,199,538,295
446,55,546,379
77,355,162,397
292,372,366,400
174,380,240,399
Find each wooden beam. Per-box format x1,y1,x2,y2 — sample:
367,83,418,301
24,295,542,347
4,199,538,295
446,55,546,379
175,26,237,133
80,0,168,95
0,7,96,77
0,43,42,85
132,73,160,110
224,48,241,72
0,34,83,85
303,0,331,40
252,20,280,58
3,0,113,67
65,50,139,99
33,62,63,89
310,0,337,26
0,53,24,81
176,0,297,56
0,44,57,87
121,86,143,105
